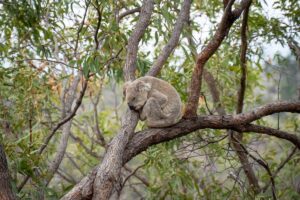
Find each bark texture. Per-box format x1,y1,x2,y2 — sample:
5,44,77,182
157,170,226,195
0,144,16,200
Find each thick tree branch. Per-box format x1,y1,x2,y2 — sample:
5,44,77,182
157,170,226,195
146,0,191,76
124,115,300,165
124,0,154,81
184,0,252,118
91,1,154,199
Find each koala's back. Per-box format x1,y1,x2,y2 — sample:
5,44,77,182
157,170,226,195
138,76,182,120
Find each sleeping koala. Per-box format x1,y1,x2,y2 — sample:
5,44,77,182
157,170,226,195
123,76,182,128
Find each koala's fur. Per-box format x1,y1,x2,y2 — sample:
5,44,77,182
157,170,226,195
123,76,182,128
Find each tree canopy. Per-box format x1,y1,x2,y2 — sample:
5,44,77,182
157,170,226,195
0,0,300,199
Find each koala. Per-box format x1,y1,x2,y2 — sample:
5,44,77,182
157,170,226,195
123,76,182,128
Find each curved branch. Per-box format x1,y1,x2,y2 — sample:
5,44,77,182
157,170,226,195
117,7,141,22
125,101,300,163
146,0,191,76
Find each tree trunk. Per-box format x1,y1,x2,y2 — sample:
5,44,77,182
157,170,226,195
0,144,16,200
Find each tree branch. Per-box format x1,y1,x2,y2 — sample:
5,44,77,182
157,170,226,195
38,77,88,155
146,0,191,76
184,0,252,118
263,147,298,192
91,1,154,199
124,101,300,163
123,0,154,81
117,7,141,22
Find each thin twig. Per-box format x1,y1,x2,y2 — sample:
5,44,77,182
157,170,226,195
263,147,298,192
234,137,277,200
117,7,141,22
38,78,88,155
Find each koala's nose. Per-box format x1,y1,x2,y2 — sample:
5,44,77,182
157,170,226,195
128,103,135,110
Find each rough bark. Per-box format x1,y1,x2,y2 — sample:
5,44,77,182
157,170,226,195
0,144,16,200
184,0,252,118
124,114,300,163
146,0,191,76
91,1,154,199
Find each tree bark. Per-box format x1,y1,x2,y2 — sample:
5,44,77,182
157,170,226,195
0,144,16,200
92,1,154,199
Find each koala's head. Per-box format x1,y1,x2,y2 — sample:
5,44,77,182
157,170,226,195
123,80,151,111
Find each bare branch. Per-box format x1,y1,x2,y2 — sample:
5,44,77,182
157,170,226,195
146,0,191,76
123,165,149,187
124,101,300,164
122,164,146,187
70,133,101,159
57,170,77,184
234,137,277,200
17,58,68,67
124,0,154,81
203,69,260,193
74,0,90,57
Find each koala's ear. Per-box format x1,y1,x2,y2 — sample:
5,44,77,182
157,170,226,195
138,81,151,92
123,81,131,98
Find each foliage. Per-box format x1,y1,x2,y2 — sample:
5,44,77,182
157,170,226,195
0,0,299,199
